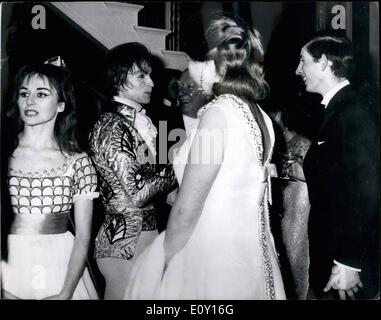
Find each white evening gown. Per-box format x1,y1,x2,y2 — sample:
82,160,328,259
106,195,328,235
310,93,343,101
125,94,286,300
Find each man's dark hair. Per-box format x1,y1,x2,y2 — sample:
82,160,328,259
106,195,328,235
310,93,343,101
305,35,354,80
103,42,152,98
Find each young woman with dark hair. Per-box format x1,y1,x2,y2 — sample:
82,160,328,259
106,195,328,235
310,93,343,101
1,58,99,299
6,63,81,156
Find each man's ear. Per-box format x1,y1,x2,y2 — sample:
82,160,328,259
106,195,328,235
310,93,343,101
320,54,332,71
57,102,65,113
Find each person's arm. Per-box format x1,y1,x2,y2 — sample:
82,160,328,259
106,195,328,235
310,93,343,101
287,161,307,181
285,137,311,182
44,199,94,299
43,154,98,300
164,106,226,267
104,121,177,208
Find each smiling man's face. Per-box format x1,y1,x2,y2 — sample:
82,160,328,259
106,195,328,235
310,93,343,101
295,46,325,95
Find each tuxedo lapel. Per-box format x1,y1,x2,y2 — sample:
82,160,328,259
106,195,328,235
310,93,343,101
317,86,352,141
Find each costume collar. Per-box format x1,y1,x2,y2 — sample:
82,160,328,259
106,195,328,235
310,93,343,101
113,96,145,112
112,96,150,125
111,97,139,125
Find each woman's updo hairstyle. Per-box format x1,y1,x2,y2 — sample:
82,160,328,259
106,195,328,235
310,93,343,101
205,14,269,102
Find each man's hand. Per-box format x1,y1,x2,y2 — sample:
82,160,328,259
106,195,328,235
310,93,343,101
286,161,306,181
324,265,363,299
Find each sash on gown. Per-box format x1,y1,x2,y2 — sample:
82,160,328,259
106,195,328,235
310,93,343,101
9,212,69,235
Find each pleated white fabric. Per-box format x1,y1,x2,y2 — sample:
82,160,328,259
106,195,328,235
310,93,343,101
2,231,98,300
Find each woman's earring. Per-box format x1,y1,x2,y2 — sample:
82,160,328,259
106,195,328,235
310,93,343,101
58,102,65,113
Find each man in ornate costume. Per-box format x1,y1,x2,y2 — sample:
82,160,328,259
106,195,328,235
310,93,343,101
89,42,176,299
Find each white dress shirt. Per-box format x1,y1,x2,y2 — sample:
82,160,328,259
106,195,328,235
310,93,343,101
182,114,199,136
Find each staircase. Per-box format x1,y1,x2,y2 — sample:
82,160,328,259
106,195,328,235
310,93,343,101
51,1,188,71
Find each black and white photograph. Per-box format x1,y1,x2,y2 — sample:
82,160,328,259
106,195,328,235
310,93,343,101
0,0,379,310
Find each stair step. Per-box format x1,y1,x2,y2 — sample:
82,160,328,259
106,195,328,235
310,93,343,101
133,25,171,50
51,2,116,49
51,2,188,70
155,50,188,71
104,2,143,26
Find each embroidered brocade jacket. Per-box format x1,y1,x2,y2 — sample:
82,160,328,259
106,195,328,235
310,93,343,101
89,101,176,260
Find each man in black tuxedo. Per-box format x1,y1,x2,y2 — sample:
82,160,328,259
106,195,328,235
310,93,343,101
296,35,379,299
